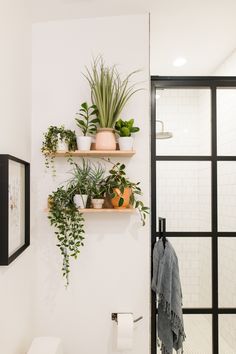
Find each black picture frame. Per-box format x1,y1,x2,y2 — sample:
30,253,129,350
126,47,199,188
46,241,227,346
0,154,30,265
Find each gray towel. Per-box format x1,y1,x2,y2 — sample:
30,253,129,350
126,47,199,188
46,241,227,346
152,239,186,354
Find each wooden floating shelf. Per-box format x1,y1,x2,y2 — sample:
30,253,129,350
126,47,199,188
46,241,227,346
54,150,136,157
80,208,135,213
45,208,135,213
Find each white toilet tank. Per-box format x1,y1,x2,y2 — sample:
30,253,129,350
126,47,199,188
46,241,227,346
27,337,63,354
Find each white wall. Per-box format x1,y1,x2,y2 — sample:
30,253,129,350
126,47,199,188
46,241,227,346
0,1,33,353
32,15,150,354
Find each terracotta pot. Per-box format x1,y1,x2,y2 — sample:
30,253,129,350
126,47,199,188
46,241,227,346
47,196,54,210
95,128,116,150
111,187,131,209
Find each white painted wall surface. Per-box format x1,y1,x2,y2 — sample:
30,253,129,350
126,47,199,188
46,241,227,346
0,0,33,353
0,0,31,159
32,15,150,354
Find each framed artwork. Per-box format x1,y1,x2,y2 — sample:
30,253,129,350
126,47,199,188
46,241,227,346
0,155,30,265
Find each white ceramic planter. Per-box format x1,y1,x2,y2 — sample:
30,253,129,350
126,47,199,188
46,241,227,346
73,194,88,208
118,137,134,151
91,198,104,209
77,136,92,151
57,138,68,151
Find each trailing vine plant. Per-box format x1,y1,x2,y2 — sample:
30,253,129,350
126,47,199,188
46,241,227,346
48,186,85,287
41,125,77,176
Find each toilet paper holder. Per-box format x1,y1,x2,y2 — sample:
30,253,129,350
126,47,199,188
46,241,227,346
111,313,143,323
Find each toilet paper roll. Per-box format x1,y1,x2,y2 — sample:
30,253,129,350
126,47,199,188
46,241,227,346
117,313,134,351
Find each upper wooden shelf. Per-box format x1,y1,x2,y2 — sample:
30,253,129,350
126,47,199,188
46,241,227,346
54,150,136,157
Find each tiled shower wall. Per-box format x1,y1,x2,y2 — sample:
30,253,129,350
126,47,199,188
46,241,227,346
156,89,211,156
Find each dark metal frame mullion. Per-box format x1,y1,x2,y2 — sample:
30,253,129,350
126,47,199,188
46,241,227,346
211,85,219,354
156,156,236,161
151,78,157,352
156,156,211,161
156,232,212,237
151,76,236,354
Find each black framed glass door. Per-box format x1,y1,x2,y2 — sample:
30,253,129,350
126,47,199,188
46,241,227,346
151,77,236,354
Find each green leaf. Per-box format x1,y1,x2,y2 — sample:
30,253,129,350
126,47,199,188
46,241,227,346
120,127,130,137
120,186,125,194
76,119,86,127
130,127,140,133
90,118,99,124
81,102,88,110
118,197,124,207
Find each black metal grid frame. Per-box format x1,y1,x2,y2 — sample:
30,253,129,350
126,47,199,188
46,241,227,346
151,76,236,354
0,154,30,265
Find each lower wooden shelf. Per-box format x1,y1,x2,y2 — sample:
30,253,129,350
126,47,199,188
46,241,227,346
80,208,135,213
45,208,135,213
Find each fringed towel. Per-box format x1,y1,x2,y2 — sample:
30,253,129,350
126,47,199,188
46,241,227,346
152,239,186,354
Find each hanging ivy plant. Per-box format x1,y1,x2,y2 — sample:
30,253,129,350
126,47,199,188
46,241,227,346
48,186,85,287
41,125,77,175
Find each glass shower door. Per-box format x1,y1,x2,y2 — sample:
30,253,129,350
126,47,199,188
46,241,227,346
151,78,236,354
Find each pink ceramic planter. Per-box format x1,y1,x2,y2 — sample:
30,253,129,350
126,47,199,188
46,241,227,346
95,128,116,150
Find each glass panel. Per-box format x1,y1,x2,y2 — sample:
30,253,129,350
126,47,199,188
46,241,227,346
156,161,211,231
157,315,212,354
218,162,236,231
8,160,25,257
218,238,236,307
170,238,212,308
217,89,236,156
155,88,211,156
219,315,236,354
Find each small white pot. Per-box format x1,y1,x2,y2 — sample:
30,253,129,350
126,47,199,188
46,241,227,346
77,136,92,151
118,137,134,151
91,198,104,209
73,194,88,208
57,138,68,151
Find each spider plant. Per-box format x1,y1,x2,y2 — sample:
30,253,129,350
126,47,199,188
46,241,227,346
67,159,92,196
90,162,106,199
84,56,141,128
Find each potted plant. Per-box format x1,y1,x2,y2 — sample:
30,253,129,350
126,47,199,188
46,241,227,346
41,125,77,175
90,162,106,209
105,161,149,225
84,57,141,150
75,102,99,150
115,118,140,150
48,186,85,287
67,159,92,209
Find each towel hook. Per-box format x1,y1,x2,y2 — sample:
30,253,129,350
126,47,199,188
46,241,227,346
158,217,167,248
